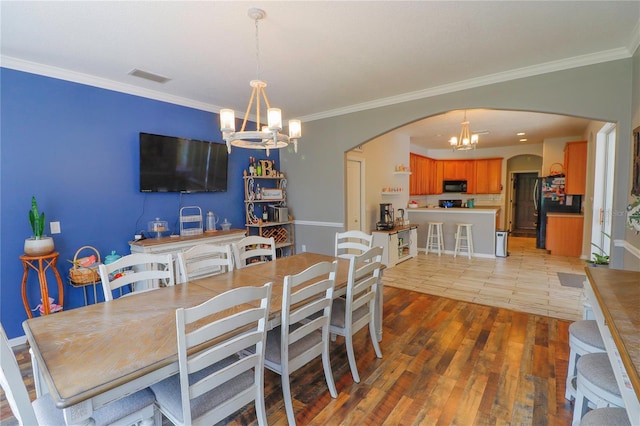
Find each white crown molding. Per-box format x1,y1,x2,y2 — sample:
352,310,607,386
1,56,223,114
299,47,633,123
2,43,634,125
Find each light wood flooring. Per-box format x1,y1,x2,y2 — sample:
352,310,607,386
1,236,580,425
385,236,587,322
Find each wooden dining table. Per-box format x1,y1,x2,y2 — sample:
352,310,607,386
22,252,382,426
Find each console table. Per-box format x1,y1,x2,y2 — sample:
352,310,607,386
584,267,640,425
129,230,246,280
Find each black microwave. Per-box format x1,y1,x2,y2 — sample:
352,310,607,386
443,180,467,193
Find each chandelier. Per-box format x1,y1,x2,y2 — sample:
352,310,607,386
449,111,478,151
220,8,301,156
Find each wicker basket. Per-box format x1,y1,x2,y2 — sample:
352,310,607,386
69,246,101,284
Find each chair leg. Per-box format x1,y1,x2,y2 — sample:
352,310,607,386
345,332,361,383
572,387,589,426
281,371,297,426
322,340,338,397
369,320,382,358
565,349,578,400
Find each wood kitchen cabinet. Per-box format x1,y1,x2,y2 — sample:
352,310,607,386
474,158,503,194
564,141,587,195
545,213,584,256
410,153,442,195
442,160,473,181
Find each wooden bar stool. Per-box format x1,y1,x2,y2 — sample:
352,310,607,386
20,252,64,318
565,320,606,401
572,352,625,426
425,222,444,255
453,224,474,259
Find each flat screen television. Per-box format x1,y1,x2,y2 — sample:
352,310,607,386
139,132,228,193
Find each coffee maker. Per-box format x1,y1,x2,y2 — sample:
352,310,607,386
376,203,395,230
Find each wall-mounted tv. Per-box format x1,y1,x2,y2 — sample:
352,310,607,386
139,132,228,193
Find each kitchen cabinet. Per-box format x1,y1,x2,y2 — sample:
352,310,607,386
410,154,442,195
474,158,503,194
442,160,473,181
564,141,587,195
545,213,584,257
372,225,418,267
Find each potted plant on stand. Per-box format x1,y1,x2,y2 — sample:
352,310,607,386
24,196,55,256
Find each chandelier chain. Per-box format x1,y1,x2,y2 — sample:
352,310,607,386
254,15,261,81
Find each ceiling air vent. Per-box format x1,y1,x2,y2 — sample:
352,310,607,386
128,69,171,84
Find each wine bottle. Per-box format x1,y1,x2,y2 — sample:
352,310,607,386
262,206,268,221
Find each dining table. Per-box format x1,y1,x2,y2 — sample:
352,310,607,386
22,252,383,426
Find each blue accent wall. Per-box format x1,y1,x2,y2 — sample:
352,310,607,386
0,68,277,338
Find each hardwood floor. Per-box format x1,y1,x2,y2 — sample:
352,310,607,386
1,237,578,425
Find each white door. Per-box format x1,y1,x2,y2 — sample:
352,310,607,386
346,158,365,231
591,123,616,259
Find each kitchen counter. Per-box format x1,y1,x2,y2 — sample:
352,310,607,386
546,212,584,217
584,267,640,424
407,207,501,257
408,206,500,214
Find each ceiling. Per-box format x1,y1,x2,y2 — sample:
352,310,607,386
2,1,639,150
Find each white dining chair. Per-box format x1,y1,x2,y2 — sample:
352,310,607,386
176,243,234,283
98,252,175,301
330,246,383,383
150,282,272,426
232,236,276,269
260,260,338,425
334,230,373,259
0,324,157,426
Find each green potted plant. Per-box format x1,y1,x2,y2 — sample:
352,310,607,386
24,196,55,256
586,232,610,267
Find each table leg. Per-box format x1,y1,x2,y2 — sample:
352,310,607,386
37,258,51,315
21,261,33,319
50,257,64,308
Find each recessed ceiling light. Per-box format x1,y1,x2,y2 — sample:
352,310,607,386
519,138,528,142
516,132,526,136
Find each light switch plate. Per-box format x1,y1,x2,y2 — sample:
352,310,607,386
50,221,61,234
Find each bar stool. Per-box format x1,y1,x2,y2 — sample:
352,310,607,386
565,320,606,401
426,222,444,255
579,407,630,426
453,224,473,259
572,352,625,426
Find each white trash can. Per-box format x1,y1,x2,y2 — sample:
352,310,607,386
496,230,508,257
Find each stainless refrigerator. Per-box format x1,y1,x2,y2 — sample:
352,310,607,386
534,175,582,249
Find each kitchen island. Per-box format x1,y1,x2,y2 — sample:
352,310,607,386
406,206,501,257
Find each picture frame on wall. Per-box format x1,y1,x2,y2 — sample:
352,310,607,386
633,126,640,196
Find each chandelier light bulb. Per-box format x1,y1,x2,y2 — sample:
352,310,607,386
220,109,236,132
268,108,282,130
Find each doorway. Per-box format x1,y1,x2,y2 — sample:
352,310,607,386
511,172,538,237
346,156,365,232
590,123,616,261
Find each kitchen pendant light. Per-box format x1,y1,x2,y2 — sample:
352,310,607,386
449,111,478,151
220,8,301,156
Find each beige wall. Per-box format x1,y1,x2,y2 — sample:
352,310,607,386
284,59,635,269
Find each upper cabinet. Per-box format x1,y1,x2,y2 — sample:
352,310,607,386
442,160,474,181
474,158,503,194
410,154,442,195
410,154,502,195
564,141,587,195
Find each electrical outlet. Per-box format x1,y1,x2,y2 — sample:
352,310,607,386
301,244,307,252
50,221,61,234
